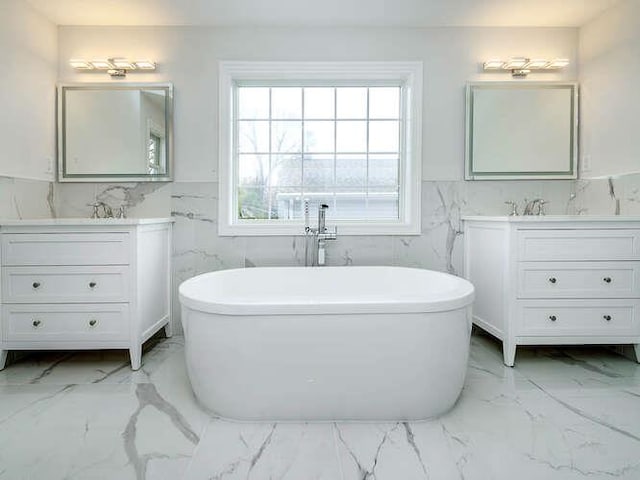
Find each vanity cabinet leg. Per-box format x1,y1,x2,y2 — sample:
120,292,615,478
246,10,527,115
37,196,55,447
129,345,142,370
503,341,516,367
164,320,173,338
0,350,7,370
633,344,640,364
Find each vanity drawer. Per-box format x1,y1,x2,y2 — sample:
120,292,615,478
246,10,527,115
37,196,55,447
1,233,130,266
517,261,640,299
2,304,129,342
2,266,130,303
518,300,639,336
518,229,640,261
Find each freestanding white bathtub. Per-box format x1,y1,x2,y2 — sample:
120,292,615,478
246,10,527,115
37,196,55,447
179,266,474,421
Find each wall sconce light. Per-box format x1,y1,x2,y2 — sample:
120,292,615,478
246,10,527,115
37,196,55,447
483,57,569,78
69,58,157,77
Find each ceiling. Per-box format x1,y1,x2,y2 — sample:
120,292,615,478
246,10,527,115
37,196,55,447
26,0,620,27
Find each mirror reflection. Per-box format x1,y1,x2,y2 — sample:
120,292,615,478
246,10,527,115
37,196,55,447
465,82,577,180
58,84,173,182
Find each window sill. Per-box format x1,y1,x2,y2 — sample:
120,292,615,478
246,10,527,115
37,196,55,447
218,221,421,237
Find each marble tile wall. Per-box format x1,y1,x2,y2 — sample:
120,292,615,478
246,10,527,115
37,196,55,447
0,176,55,219
573,172,640,216
53,182,172,219
44,171,640,334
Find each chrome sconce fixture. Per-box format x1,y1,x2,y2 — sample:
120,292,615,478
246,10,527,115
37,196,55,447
69,58,156,77
483,57,569,78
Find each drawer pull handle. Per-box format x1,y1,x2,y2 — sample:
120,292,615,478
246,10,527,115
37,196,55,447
32,281,41,289
549,315,557,322
89,282,97,289
32,319,41,328
89,319,98,327
603,277,612,284
603,315,612,321
548,277,557,284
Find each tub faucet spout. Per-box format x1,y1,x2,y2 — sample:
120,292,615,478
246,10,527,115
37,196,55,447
303,200,337,266
318,204,328,233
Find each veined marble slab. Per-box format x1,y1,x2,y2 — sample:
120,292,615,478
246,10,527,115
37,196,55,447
1,333,639,479
0,217,174,226
462,215,640,222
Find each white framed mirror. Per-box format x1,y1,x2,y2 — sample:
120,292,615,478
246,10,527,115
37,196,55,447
465,82,578,180
57,83,173,182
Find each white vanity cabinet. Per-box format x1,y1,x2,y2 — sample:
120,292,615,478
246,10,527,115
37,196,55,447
0,219,173,370
463,216,640,366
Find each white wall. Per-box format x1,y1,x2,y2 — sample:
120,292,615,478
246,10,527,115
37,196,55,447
58,26,578,182
0,0,57,181
579,0,640,178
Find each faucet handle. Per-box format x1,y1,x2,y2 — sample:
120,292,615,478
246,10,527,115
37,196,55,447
102,203,113,218
116,205,127,219
87,202,101,219
538,200,548,216
523,198,542,216
93,201,114,218
504,201,519,216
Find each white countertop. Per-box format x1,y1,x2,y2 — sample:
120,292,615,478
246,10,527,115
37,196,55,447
462,215,640,222
0,217,174,226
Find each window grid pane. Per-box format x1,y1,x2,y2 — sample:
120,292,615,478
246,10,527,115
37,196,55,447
267,88,273,219
365,87,370,215
235,85,401,221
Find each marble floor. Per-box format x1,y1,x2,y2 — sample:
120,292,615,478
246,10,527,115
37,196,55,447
1,332,639,480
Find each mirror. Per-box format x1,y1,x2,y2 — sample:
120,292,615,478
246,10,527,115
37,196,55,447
465,82,578,180
58,83,173,182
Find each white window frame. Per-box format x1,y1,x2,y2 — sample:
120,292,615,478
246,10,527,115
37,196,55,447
218,61,422,236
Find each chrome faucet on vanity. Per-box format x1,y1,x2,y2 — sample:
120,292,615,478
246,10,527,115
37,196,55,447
505,198,548,216
88,202,127,219
522,198,547,216
304,200,337,266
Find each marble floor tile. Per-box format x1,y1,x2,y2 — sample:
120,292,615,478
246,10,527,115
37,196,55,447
0,336,207,480
1,332,639,480
186,421,342,480
0,335,184,386
335,422,429,480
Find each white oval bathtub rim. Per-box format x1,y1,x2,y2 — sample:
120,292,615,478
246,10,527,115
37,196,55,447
179,266,474,316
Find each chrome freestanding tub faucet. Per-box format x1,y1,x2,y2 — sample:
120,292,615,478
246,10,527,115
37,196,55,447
304,200,337,266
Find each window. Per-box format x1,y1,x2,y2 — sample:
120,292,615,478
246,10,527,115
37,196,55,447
147,119,166,175
148,133,162,174
219,62,422,236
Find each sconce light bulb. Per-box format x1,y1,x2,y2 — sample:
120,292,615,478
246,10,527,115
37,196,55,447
134,60,156,70
69,59,94,70
90,59,114,70
547,58,570,69
524,59,549,69
503,57,529,69
111,58,136,69
483,59,504,70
